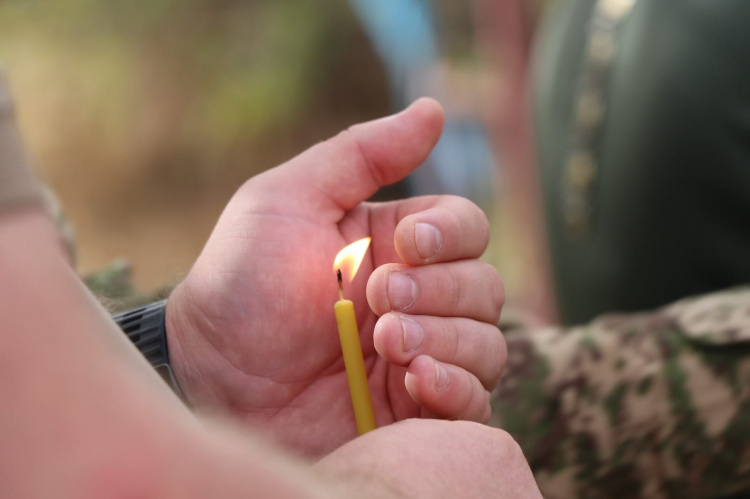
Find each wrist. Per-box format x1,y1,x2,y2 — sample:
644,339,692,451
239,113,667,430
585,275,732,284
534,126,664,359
163,282,207,406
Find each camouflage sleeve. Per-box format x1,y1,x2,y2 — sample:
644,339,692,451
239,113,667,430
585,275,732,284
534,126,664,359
83,259,173,314
492,287,750,499
44,184,171,313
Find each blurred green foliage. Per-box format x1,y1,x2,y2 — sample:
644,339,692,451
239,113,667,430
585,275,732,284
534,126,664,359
0,0,491,294
0,0,392,289
0,0,362,158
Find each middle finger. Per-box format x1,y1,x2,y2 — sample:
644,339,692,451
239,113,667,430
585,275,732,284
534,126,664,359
366,260,504,324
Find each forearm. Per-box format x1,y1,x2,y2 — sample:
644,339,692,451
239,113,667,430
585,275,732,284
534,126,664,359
0,208,372,498
0,207,199,495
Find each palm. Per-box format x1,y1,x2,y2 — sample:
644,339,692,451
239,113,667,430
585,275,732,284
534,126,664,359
182,193,415,455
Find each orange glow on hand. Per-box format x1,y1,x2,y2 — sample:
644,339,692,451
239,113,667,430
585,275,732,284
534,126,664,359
333,237,371,283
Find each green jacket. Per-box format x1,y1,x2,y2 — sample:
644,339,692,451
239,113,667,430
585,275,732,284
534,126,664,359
534,0,750,325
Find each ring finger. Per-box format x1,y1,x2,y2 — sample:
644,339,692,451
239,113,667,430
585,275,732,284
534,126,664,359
366,260,504,324
373,312,506,390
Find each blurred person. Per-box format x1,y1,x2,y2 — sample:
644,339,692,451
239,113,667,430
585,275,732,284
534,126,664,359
488,0,750,497
0,76,542,497
349,0,497,204
536,0,750,325
473,0,556,327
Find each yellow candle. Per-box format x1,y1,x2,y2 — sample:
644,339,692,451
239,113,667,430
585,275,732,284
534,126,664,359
335,296,376,435
333,237,376,435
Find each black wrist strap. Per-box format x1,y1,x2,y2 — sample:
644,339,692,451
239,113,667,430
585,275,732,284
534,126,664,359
113,300,186,402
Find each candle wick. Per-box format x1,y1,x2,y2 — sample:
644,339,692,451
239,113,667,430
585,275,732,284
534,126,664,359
337,269,344,300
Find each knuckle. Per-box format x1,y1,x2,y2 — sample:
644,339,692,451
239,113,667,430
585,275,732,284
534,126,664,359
479,391,492,424
326,128,353,155
459,372,488,423
459,199,490,253
473,323,502,391
444,266,463,315
484,264,505,319
493,329,508,386
332,127,384,186
374,313,401,357
480,322,507,389
473,204,491,246
446,319,461,359
489,428,525,461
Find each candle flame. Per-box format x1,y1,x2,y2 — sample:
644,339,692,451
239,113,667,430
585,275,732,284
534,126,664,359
334,237,371,283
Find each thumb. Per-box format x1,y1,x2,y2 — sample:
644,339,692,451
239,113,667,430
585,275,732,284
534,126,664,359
245,98,444,222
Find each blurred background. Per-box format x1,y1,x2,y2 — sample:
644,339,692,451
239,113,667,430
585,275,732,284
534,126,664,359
0,0,549,314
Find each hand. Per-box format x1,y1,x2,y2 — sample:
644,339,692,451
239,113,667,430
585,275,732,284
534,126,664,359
165,99,506,456
317,419,541,498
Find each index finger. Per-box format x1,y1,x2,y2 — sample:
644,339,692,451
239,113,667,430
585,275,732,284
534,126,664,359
370,195,490,265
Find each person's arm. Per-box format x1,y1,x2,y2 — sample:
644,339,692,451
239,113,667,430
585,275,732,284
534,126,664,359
0,204,545,499
0,94,540,497
492,287,750,498
0,206,329,498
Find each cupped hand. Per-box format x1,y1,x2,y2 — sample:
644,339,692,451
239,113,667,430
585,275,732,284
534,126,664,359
318,419,541,498
165,99,506,456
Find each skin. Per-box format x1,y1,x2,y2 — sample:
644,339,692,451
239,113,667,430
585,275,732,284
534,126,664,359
0,209,318,499
320,419,542,499
166,98,508,456
0,98,542,498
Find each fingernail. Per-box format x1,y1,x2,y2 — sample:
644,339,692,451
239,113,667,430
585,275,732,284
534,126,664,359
435,361,450,391
400,316,424,352
387,271,417,310
414,223,442,261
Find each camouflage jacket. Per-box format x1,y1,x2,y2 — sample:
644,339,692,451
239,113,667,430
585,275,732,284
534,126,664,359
492,287,750,499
